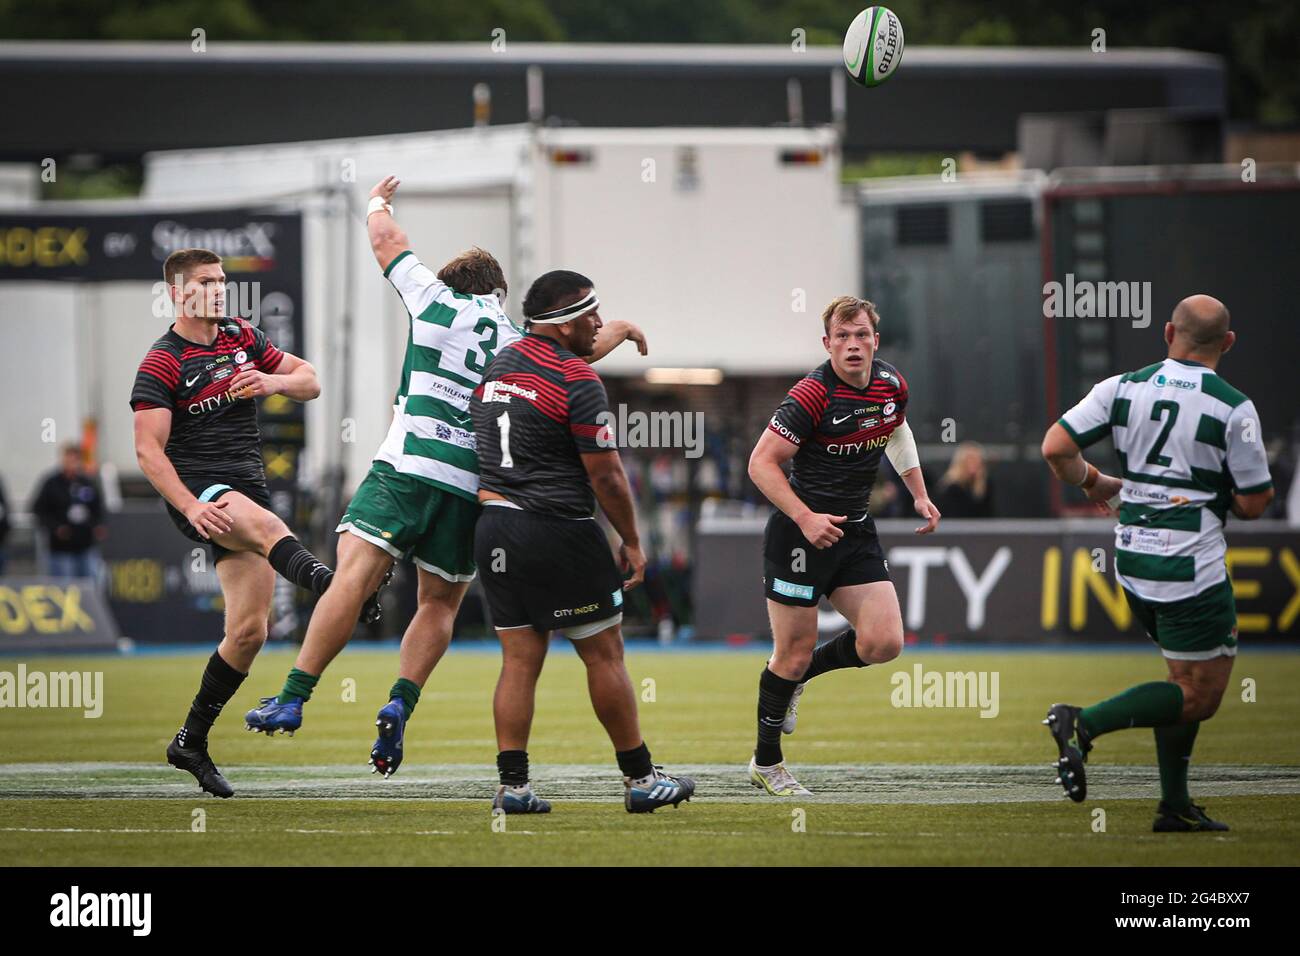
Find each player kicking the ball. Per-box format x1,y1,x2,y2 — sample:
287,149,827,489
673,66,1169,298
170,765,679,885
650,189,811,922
1040,294,1273,832
244,178,646,776
470,269,694,814
746,296,939,796
131,248,383,798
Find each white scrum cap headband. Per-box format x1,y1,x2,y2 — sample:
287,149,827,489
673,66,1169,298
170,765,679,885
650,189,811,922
525,290,599,325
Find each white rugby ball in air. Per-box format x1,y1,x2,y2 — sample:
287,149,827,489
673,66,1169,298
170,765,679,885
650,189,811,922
843,7,905,87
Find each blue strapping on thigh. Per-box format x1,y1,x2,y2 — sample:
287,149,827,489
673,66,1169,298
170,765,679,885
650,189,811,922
199,483,234,502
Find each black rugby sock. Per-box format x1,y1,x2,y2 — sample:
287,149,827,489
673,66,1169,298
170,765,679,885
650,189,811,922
800,628,866,682
177,651,247,747
497,750,531,787
268,535,334,596
755,667,800,766
616,742,654,781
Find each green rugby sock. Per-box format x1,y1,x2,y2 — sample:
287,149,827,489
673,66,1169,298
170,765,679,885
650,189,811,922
278,667,319,704
389,677,421,717
1155,721,1200,812
1080,681,1183,738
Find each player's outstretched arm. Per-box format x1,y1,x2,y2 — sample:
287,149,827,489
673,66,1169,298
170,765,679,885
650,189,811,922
581,450,646,590
133,408,233,539
584,320,649,365
1041,422,1121,509
366,175,410,273
748,428,845,549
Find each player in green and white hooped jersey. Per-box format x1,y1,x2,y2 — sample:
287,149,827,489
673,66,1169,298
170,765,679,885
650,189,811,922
1040,294,1274,832
246,176,648,769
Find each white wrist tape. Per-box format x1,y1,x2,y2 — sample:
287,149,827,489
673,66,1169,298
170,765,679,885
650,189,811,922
884,420,920,474
366,196,394,219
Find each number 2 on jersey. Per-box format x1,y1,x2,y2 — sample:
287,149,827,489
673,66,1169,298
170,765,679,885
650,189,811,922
1145,399,1179,467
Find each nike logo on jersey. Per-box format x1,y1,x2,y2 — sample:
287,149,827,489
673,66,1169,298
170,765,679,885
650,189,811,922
832,414,853,424
185,374,202,387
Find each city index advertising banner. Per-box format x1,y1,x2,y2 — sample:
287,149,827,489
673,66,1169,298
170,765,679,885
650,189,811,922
695,520,1300,642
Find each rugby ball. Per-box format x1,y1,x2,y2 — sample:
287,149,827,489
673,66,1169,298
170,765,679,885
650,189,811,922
843,7,905,87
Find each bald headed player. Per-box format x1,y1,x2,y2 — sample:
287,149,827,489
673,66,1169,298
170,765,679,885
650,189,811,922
1042,294,1273,832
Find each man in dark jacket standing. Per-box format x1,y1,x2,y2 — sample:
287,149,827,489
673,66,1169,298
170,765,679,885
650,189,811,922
31,444,106,579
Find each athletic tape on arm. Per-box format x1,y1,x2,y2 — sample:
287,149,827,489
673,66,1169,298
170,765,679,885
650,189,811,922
884,420,920,474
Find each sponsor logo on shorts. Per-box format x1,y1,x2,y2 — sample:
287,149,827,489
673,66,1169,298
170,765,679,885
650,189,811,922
349,518,389,538
554,603,600,618
772,578,815,600
612,589,624,608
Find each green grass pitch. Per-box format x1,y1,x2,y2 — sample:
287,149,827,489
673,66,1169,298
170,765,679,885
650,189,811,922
2,647,1298,866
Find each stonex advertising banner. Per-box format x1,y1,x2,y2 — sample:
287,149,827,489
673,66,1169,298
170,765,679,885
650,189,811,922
0,209,307,642
695,519,1300,643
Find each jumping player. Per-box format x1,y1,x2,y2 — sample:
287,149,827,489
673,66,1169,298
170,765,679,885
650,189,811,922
131,247,381,798
1041,294,1273,831
746,295,940,796
243,177,647,777
470,269,695,814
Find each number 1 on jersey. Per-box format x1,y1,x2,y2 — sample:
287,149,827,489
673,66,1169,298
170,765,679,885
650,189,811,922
497,411,513,468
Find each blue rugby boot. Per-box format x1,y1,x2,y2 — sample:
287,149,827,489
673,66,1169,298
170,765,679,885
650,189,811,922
369,698,407,777
243,695,303,736
492,784,552,814
625,766,695,813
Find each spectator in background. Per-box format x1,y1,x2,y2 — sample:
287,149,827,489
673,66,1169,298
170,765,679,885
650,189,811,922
934,441,994,518
31,444,106,579
0,477,10,575
869,470,907,518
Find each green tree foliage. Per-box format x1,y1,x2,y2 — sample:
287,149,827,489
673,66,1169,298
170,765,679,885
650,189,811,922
0,0,1293,121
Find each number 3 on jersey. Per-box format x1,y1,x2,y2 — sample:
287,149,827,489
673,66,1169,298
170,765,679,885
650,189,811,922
464,316,500,374
497,411,513,468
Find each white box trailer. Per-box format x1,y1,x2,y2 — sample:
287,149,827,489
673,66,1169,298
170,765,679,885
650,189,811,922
139,123,857,487
0,125,855,500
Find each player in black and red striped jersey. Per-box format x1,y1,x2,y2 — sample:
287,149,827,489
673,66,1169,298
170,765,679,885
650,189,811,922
470,270,694,814
746,295,941,796
130,247,382,798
